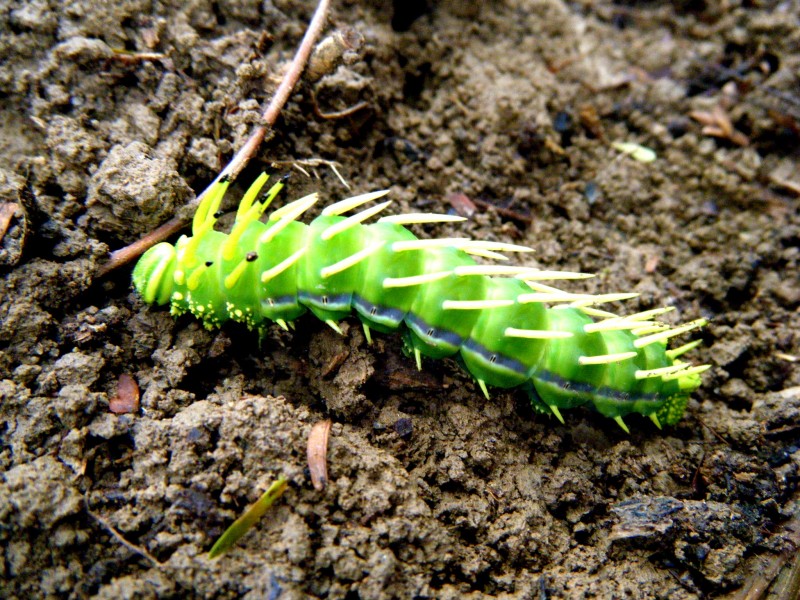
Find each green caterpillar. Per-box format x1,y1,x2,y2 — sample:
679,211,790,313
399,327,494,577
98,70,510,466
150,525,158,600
133,173,709,431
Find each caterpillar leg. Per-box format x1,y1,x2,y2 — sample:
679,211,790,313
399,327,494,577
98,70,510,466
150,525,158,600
325,320,344,335
613,416,630,434
524,383,565,424
477,379,490,400
548,404,565,425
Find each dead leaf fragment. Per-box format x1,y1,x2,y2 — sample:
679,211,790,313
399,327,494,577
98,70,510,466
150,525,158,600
645,255,660,274
0,202,19,243
446,193,477,218
109,373,140,414
689,105,749,146
307,419,332,491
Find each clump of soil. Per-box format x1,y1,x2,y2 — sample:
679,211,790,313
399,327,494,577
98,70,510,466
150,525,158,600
1,1,798,598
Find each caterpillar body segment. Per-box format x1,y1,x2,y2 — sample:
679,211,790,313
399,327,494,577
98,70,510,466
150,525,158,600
132,175,708,429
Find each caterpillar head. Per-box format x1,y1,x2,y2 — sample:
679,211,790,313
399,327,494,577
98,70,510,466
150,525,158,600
132,241,177,305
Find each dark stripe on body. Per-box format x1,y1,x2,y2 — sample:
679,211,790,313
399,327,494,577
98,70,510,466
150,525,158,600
261,295,302,310
298,291,352,312
405,313,464,348
462,338,529,377
352,295,405,326
532,370,663,405
278,291,663,406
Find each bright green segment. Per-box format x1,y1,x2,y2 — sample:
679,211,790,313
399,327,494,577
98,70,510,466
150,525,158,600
406,248,487,359
355,223,423,333
297,215,367,323
459,278,546,388
132,175,707,428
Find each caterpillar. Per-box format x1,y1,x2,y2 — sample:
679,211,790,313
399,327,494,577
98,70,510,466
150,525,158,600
132,173,709,431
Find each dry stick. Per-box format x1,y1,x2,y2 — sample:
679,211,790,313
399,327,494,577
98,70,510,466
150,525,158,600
85,495,164,567
97,0,332,278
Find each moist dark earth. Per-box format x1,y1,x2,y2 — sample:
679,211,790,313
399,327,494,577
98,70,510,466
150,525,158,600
1,1,799,598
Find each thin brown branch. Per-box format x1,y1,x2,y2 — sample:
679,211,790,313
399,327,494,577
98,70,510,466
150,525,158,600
312,98,369,120
97,0,332,278
85,494,164,567
96,218,187,279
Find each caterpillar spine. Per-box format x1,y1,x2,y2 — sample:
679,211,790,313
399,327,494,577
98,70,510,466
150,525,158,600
133,174,709,431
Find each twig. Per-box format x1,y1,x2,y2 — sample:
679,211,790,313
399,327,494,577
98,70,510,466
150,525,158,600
97,0,332,278
312,98,370,120
697,417,730,446
85,495,164,567
108,49,168,64
470,197,533,225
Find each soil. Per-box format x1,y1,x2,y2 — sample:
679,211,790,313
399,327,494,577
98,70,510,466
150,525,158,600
1,1,799,598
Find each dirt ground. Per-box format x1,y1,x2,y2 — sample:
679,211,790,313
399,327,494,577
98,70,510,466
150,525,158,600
1,0,799,598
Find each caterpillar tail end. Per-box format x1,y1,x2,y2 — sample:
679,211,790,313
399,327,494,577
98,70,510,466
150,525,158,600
656,364,707,426
656,394,689,427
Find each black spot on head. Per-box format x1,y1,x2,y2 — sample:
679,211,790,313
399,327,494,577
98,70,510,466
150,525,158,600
205,261,214,267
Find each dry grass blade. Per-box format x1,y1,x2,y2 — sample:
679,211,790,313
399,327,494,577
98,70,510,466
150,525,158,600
207,476,289,559
307,419,332,491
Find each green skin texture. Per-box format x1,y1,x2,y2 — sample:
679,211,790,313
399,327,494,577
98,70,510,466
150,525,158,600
133,183,702,428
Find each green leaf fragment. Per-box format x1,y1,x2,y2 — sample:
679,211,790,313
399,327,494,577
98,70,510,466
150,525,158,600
207,476,289,559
